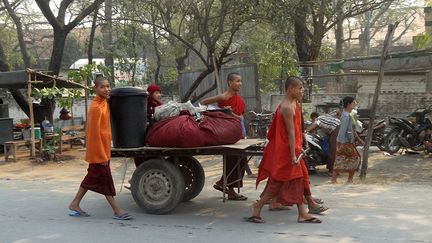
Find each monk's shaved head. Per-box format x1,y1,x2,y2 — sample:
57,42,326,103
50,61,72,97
94,75,108,87
284,76,303,90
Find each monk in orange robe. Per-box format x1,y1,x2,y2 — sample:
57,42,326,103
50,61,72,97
201,72,248,200
245,77,321,224
68,76,132,220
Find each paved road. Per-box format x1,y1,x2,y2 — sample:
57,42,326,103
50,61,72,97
1,175,431,243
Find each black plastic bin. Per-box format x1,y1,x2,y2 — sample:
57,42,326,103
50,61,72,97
109,87,148,148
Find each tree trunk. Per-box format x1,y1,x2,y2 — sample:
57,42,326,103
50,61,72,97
294,6,311,61
175,49,189,72
48,29,67,75
335,12,344,59
102,0,114,87
2,0,31,68
182,67,214,102
152,25,161,84
87,8,99,74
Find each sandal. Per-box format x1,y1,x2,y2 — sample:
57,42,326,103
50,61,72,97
244,216,265,223
308,204,329,214
313,198,324,204
113,212,133,220
298,217,322,223
213,184,228,194
228,194,248,201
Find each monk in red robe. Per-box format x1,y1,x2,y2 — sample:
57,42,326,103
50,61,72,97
68,76,132,220
201,72,248,200
245,77,321,223
147,84,163,121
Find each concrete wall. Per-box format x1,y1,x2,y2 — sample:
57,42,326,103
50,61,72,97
357,74,427,93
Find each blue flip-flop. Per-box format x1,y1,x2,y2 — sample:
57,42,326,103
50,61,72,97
69,210,90,217
113,213,133,220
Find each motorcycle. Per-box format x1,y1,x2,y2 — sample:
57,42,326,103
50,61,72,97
383,106,432,154
304,132,328,172
357,118,387,151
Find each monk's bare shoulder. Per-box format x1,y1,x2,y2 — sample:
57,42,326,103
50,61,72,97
279,101,294,117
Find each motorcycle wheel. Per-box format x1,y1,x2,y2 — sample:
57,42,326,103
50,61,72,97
385,129,401,154
377,143,387,151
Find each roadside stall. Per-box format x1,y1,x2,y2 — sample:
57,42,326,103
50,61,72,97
0,69,88,161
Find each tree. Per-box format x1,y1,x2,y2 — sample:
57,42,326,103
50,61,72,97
120,0,259,102
35,0,105,75
343,2,420,56
288,0,394,61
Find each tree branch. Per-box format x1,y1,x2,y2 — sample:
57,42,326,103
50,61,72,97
65,0,105,32
34,0,61,29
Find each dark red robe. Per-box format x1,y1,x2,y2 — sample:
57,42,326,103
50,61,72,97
256,103,308,205
217,94,246,116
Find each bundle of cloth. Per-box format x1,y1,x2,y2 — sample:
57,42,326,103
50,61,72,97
146,110,242,147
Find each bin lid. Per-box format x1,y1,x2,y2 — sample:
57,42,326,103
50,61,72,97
110,87,148,97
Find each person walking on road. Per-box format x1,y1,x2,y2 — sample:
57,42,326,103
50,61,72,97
245,77,321,224
68,76,132,220
332,96,361,184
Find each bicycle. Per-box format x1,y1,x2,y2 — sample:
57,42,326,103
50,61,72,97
246,111,273,139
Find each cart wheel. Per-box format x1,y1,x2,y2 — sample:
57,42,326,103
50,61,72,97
131,158,185,214
168,156,205,202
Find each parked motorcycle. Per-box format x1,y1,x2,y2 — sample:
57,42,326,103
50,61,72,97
304,132,328,172
357,118,387,151
384,107,432,154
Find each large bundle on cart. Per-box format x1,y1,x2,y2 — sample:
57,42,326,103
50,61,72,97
146,111,242,147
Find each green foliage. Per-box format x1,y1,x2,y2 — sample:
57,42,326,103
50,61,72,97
67,63,112,86
32,87,82,110
414,33,432,50
239,24,298,93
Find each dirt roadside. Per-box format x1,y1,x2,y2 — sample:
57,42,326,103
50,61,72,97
0,146,430,185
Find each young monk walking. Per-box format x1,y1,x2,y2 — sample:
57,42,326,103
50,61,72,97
201,72,249,200
68,76,132,220
245,76,321,224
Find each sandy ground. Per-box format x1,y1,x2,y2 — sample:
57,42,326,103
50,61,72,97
0,146,430,186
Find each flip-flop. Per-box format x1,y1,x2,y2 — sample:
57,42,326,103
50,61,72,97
243,216,265,223
314,198,325,204
113,213,133,220
298,217,322,223
69,210,90,217
269,206,291,211
213,184,228,194
308,204,329,214
228,194,248,201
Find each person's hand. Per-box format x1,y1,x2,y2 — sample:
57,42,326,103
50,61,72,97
291,155,298,165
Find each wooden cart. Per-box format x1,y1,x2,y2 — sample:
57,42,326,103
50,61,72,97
111,139,264,214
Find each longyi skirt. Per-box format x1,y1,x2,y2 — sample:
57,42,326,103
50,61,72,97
80,162,116,196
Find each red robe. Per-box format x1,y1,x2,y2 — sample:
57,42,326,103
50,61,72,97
218,94,245,116
215,93,247,188
256,102,308,205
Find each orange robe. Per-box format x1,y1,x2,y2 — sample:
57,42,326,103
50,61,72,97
84,95,112,163
256,103,308,205
218,94,245,116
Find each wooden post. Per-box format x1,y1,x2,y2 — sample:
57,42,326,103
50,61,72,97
360,23,399,180
27,72,36,157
